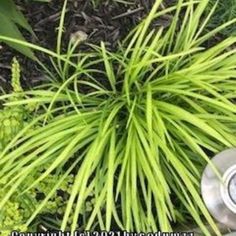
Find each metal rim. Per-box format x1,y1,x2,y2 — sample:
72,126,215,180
201,148,236,230
221,165,236,213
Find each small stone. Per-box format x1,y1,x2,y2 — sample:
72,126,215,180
70,30,88,45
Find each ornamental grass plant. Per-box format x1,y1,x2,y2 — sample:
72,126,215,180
0,0,236,235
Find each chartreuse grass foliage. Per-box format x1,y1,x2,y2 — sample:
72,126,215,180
0,0,236,234
0,59,80,236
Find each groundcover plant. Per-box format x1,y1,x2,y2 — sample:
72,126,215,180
207,0,236,36
0,0,236,235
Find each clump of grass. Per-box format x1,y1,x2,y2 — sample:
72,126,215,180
0,0,236,235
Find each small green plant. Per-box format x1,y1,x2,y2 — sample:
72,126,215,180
0,167,76,235
0,0,35,58
0,58,28,150
207,0,236,36
0,0,236,235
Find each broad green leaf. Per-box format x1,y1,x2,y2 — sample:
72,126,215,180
0,0,35,58
0,13,34,58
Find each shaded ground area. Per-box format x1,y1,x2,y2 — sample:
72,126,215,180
0,0,231,91
1,0,171,91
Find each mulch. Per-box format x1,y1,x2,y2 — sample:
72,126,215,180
0,0,172,91
0,0,226,92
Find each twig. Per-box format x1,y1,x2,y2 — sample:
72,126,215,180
0,64,11,70
35,12,61,27
112,7,144,20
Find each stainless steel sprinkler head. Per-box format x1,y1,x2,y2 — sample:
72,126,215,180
201,148,236,230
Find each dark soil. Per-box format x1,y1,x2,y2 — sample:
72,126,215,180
0,0,172,91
